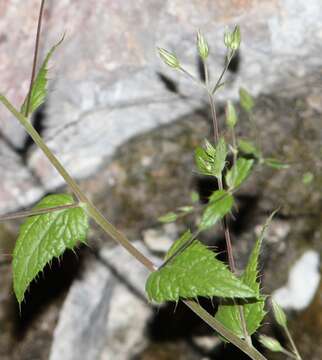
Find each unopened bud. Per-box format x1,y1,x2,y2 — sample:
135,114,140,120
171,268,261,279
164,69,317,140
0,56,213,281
197,30,209,59
224,25,241,51
225,101,237,129
158,47,180,69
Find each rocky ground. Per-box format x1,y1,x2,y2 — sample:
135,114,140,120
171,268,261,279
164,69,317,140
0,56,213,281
0,79,321,359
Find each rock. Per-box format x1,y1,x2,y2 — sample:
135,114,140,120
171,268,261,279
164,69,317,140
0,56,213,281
0,141,44,215
50,242,159,360
143,223,178,254
1,0,322,192
272,250,320,310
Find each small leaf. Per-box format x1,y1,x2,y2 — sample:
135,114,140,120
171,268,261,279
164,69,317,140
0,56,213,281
226,158,254,189
158,47,180,69
190,191,200,203
259,335,285,353
195,146,213,176
199,190,233,230
271,299,287,328
197,30,209,59
239,88,254,113
178,206,194,214
238,139,261,158
195,138,227,179
302,172,314,185
158,212,177,223
21,37,64,116
215,213,276,338
263,158,289,169
146,239,257,303
226,101,238,129
213,137,228,178
13,194,88,304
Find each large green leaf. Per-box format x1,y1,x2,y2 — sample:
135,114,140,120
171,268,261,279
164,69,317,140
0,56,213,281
13,194,88,303
226,158,254,189
199,190,233,230
145,238,257,303
214,213,276,338
21,37,64,116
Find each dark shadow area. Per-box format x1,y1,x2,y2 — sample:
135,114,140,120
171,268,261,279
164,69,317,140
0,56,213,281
147,299,216,342
228,50,240,74
197,56,206,83
19,105,46,158
11,246,85,340
157,72,179,94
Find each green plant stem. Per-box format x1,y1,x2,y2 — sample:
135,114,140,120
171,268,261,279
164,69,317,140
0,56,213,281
204,60,251,344
284,327,302,360
0,95,156,272
0,203,80,222
211,50,235,94
25,0,45,117
184,300,267,360
280,348,298,360
0,94,266,360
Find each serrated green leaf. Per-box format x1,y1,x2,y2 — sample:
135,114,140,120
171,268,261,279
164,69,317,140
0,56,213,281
158,212,177,223
164,230,193,261
195,146,213,175
146,239,257,303
199,190,233,230
239,88,254,113
226,158,254,189
238,139,261,158
12,194,88,303
259,335,285,353
263,158,289,169
195,138,227,179
21,37,64,116
215,213,276,338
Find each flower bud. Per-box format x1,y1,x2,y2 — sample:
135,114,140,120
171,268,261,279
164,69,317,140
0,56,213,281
271,299,287,328
225,101,237,129
224,25,241,51
197,30,209,59
158,47,180,69
259,335,284,353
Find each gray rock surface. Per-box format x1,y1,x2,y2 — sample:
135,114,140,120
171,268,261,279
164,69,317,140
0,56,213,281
1,0,322,210
49,242,158,360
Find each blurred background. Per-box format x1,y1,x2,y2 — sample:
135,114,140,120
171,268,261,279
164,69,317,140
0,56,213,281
0,0,321,359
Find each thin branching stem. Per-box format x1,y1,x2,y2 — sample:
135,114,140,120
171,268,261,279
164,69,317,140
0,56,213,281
25,0,46,117
0,13,267,358
0,203,80,222
0,93,267,360
284,327,303,360
203,57,252,344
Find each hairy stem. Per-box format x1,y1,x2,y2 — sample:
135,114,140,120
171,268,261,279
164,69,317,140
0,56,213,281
284,327,302,360
25,0,45,117
0,203,80,222
204,60,251,343
0,94,266,360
